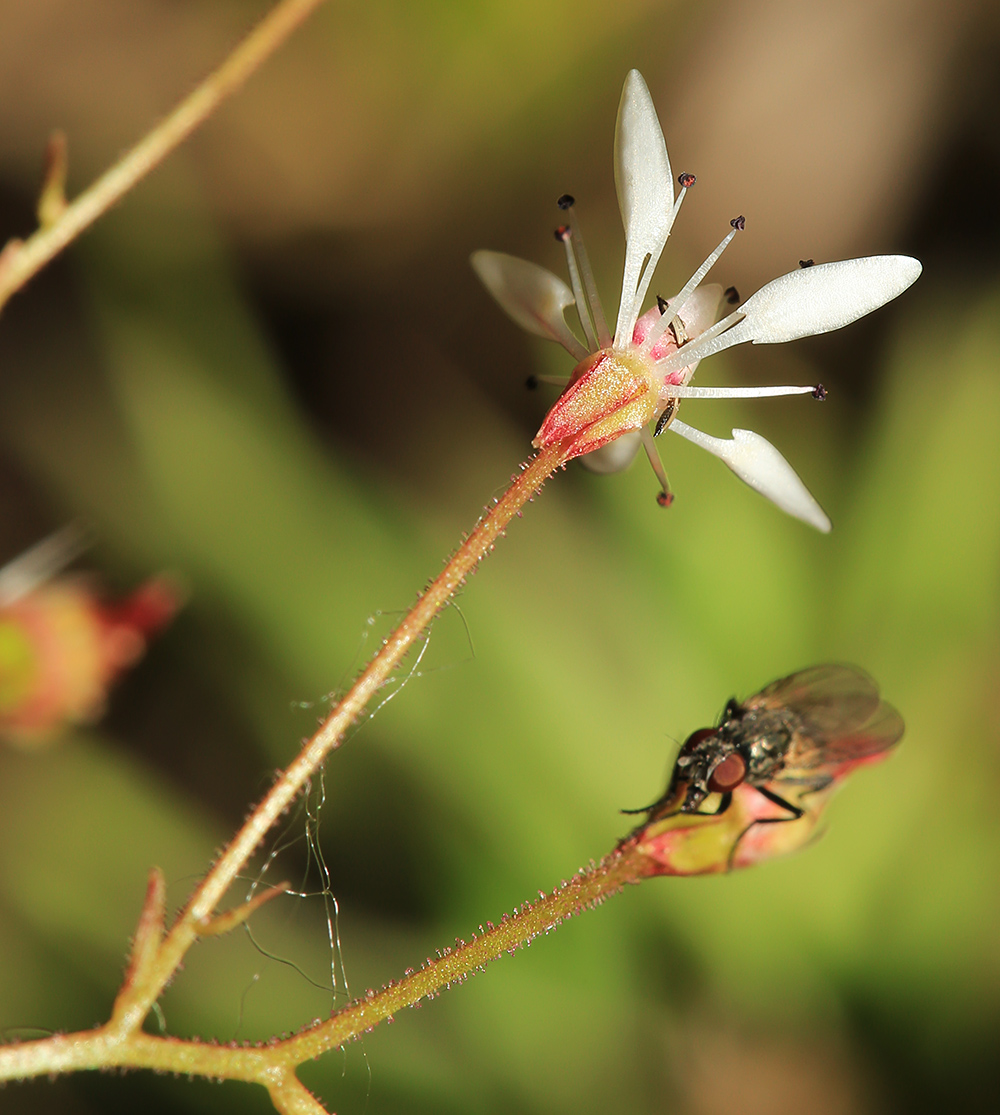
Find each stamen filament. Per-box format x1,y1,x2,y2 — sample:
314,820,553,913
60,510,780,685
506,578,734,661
641,227,738,356
640,426,673,505
654,309,746,377
559,231,598,350
564,203,611,348
628,183,691,336
664,384,816,399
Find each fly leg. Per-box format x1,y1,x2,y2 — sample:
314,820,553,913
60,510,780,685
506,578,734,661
755,786,805,820
621,790,733,819
726,787,804,871
620,791,733,848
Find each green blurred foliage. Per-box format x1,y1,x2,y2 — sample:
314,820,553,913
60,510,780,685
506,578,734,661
1,1,999,1113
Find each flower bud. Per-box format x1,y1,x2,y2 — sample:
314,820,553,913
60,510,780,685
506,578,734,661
0,574,182,747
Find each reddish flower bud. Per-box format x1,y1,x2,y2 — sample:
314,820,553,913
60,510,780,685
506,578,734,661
0,574,183,747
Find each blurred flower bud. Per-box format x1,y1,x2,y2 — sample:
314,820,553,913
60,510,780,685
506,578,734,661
0,539,182,747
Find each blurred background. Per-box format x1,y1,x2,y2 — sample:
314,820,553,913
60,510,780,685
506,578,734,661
0,0,999,1111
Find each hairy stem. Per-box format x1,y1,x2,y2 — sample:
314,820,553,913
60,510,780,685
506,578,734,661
279,839,648,1062
0,0,328,313
0,839,647,1092
0,432,578,1108
133,442,572,1021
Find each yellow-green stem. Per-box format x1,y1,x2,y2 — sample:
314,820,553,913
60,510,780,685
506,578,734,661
279,839,647,1063
0,0,328,313
0,840,646,1089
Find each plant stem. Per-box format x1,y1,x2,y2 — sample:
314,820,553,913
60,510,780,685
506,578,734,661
0,433,579,1102
133,442,572,1022
0,839,647,1089
0,0,328,313
278,839,647,1063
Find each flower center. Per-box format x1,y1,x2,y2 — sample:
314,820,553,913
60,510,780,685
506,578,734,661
533,347,660,457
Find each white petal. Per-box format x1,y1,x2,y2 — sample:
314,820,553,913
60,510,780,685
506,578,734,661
674,283,722,339
729,256,922,345
613,70,674,347
471,250,587,359
0,522,91,606
577,430,643,474
669,421,831,532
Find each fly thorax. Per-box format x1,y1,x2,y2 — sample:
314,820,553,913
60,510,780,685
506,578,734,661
742,708,796,780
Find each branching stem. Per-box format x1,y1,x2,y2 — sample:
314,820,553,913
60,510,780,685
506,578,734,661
0,840,647,1096
0,441,579,1104
137,442,572,1014
0,2,630,1110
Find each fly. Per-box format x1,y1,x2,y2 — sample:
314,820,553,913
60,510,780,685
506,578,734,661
625,664,904,840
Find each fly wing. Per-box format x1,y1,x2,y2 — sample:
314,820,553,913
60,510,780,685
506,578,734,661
748,665,904,777
745,664,881,743
807,698,905,766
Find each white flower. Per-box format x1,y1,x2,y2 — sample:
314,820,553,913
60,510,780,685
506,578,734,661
472,70,921,532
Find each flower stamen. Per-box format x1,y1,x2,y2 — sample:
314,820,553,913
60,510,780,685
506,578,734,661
556,196,611,348
654,309,747,375
640,426,674,506
624,172,696,336
653,398,679,437
639,221,742,358
665,383,818,400
526,373,571,390
555,223,597,351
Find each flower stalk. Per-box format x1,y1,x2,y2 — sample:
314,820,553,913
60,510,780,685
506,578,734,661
132,442,573,1021
0,440,574,1099
0,809,648,1098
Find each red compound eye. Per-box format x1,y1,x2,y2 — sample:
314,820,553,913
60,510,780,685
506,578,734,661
708,753,747,793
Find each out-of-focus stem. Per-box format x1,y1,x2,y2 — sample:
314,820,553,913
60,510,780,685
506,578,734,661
0,0,328,313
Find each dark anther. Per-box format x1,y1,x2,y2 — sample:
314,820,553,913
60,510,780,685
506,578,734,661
654,399,677,437
656,294,669,315
799,258,815,268
678,172,697,189
656,490,675,508
557,194,575,210
554,224,571,242
525,375,539,390
730,215,746,231
724,286,740,305
812,383,828,400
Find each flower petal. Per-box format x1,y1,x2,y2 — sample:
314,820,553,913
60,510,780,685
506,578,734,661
669,421,831,532
653,257,921,378
578,429,643,474
674,283,723,339
729,256,922,345
613,70,674,348
471,250,587,359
